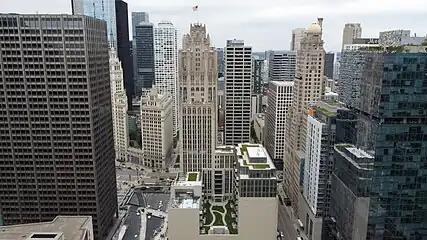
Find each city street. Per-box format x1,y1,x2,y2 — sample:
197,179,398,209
278,204,298,240
277,183,299,240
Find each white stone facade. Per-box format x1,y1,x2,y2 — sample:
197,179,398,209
154,21,179,137
178,24,218,175
109,49,129,161
140,89,173,169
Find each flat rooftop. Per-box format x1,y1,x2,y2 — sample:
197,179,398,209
0,216,91,240
247,147,267,159
270,80,294,87
346,147,374,159
237,144,276,172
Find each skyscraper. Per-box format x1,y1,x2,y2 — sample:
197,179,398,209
131,12,149,38
134,22,154,96
299,100,337,240
109,49,129,161
291,28,306,51
153,21,179,137
284,18,325,215
341,23,362,50
267,51,296,82
178,24,218,175
223,39,252,145
115,0,133,109
324,52,334,79
0,14,118,239
328,45,427,240
264,81,294,170
72,0,117,48
141,89,173,169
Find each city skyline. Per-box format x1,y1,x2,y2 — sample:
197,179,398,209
2,0,426,51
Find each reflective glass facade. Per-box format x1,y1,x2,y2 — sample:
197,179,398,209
331,50,427,239
72,0,117,48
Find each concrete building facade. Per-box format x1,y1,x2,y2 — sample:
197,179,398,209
284,18,325,215
153,21,179,137
0,14,118,239
299,101,337,240
0,216,93,240
267,51,296,82
341,23,362,50
264,81,294,170
168,144,277,239
291,28,306,51
178,24,218,177
109,49,129,161
223,39,252,145
140,89,173,169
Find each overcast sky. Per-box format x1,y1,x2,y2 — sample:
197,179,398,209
1,0,427,51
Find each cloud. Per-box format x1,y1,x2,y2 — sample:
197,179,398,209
1,0,427,51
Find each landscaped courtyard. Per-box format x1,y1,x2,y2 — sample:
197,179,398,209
202,200,238,234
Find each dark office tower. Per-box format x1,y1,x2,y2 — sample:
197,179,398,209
115,0,133,109
134,22,154,96
217,47,224,78
324,52,334,78
0,14,117,239
328,46,427,240
252,58,264,94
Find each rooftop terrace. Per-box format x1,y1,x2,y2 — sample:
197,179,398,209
237,144,275,170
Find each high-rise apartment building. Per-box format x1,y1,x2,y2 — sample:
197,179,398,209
109,49,129,161
267,51,296,82
140,89,173,169
115,0,133,109
291,28,306,51
341,23,362,50
284,18,325,215
0,14,117,239
299,101,337,240
153,21,179,137
72,0,117,48
324,52,334,78
223,39,252,145
327,46,427,239
134,22,154,96
264,81,294,170
178,24,218,175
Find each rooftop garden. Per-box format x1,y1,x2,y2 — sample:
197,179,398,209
317,107,337,117
225,201,238,234
212,205,225,213
242,160,270,169
335,144,354,152
213,211,224,226
187,172,198,181
202,200,238,234
240,144,259,153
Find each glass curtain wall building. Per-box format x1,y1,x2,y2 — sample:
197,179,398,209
329,47,427,239
72,0,117,48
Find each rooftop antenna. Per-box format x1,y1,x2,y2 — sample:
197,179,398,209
93,2,96,18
